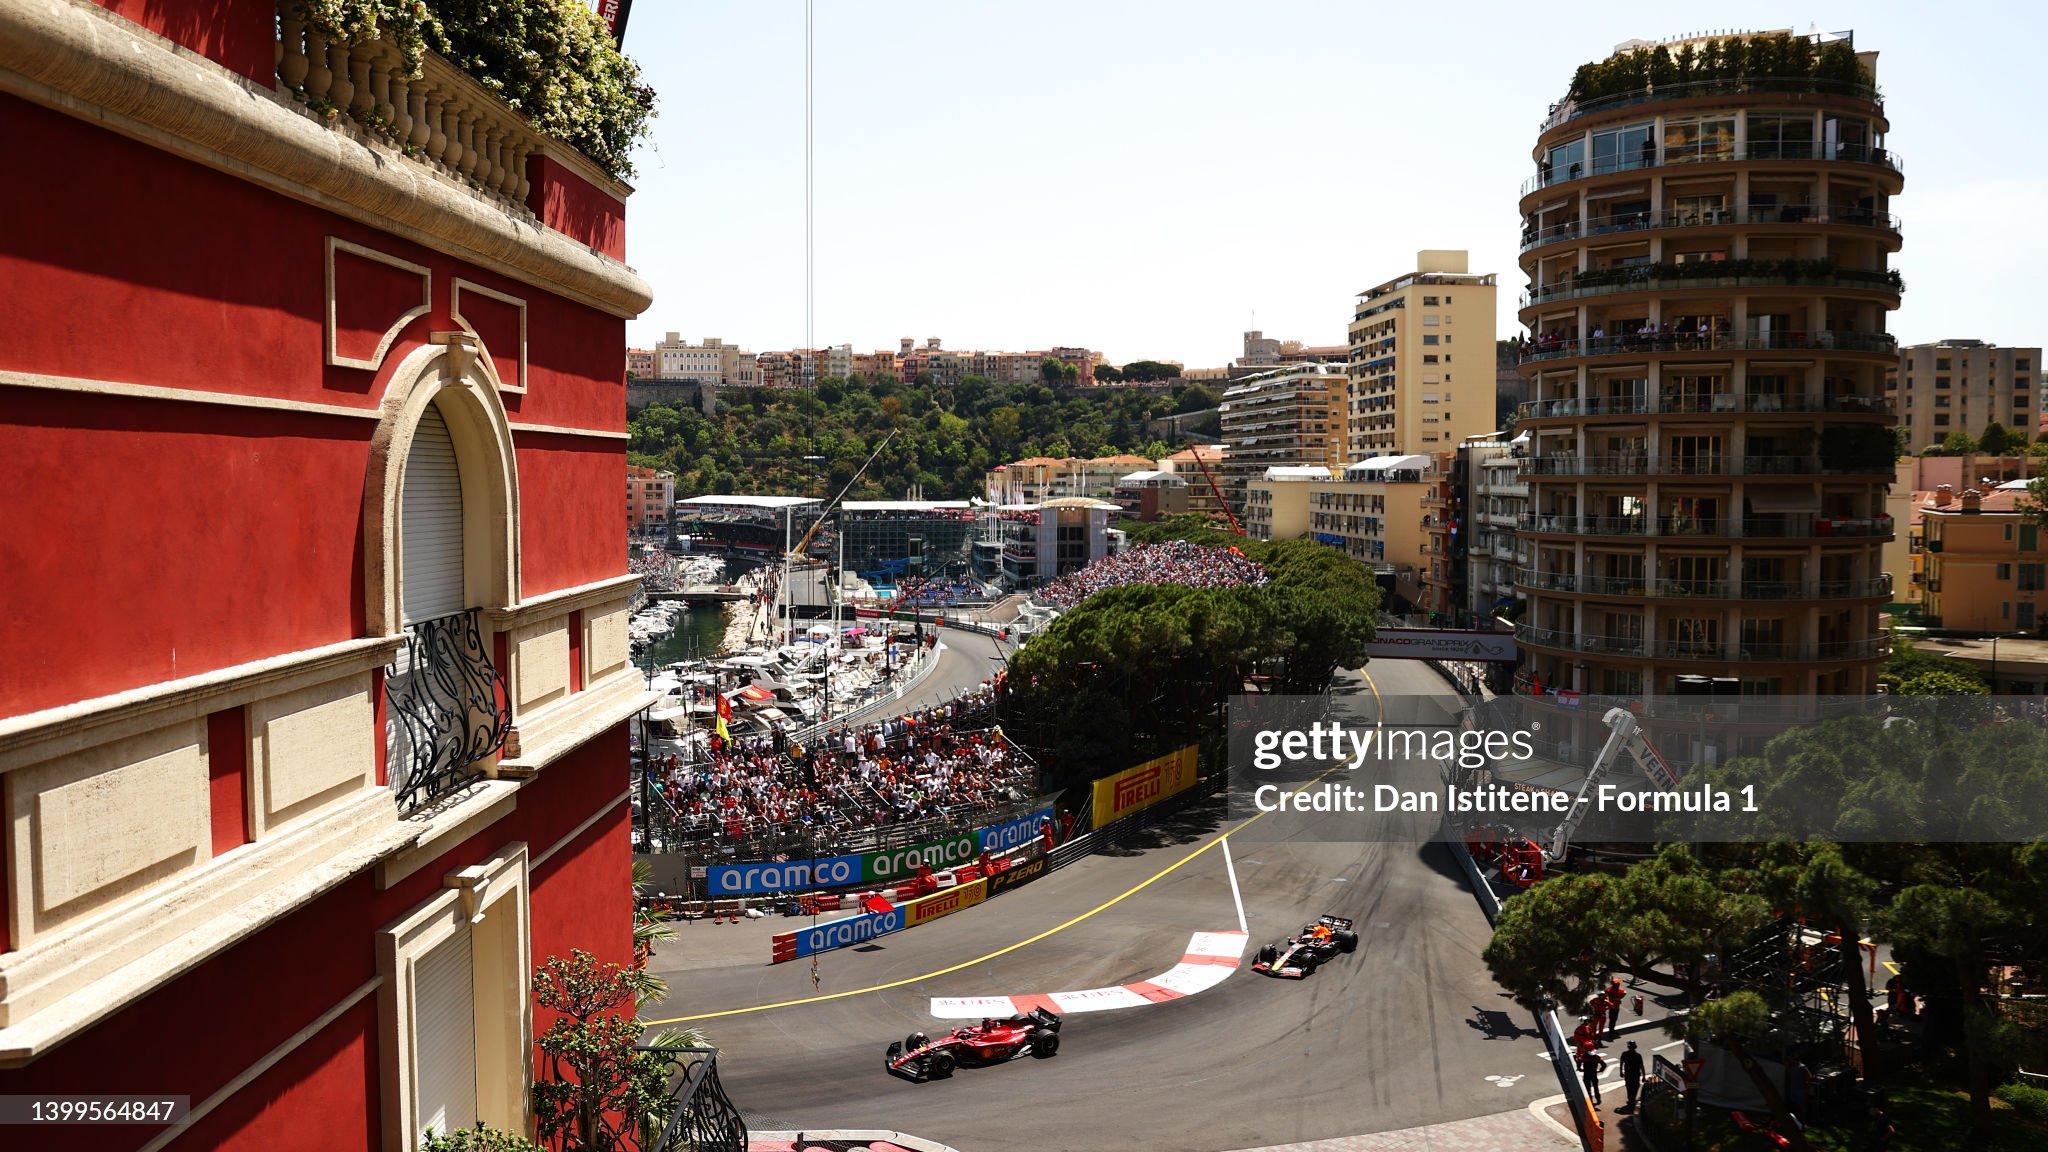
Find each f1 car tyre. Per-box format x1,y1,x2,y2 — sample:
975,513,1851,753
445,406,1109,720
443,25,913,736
1030,1030,1059,1058
1336,931,1358,954
926,1051,955,1078
1300,955,1319,975
1257,943,1278,966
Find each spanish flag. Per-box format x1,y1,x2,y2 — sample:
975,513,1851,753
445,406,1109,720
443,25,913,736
715,693,731,741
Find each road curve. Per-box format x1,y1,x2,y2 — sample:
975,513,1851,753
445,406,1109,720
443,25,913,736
646,658,1556,1151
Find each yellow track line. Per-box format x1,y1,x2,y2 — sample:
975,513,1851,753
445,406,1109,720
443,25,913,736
643,673,1377,1027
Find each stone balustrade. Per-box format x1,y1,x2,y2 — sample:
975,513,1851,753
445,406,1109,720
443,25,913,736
275,7,535,208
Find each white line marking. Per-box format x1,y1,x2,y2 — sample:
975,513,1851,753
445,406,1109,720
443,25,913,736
1222,836,1248,934
1654,1040,1686,1052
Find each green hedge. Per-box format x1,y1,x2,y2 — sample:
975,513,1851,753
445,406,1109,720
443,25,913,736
1567,33,1871,105
293,0,654,181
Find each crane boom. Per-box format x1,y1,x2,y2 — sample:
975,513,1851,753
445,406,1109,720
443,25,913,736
1185,440,1243,535
1545,707,1679,862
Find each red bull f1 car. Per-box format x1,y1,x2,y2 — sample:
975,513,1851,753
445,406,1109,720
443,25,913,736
1252,914,1358,978
884,1008,1062,1082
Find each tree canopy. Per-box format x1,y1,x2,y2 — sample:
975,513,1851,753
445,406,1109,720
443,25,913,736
629,378,1213,500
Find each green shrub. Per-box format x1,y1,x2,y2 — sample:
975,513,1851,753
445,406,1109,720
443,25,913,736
291,0,654,180
1994,1081,2048,1124
420,1127,544,1152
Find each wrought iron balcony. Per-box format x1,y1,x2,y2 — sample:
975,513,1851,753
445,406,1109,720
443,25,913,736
638,1046,746,1152
384,608,511,813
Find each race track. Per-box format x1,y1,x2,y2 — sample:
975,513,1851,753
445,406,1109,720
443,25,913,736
643,659,1558,1151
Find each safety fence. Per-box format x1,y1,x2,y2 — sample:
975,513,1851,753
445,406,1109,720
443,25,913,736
1449,819,1597,1152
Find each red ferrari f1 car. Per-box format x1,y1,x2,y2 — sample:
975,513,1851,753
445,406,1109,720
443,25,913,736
1251,914,1358,978
884,1008,1062,1082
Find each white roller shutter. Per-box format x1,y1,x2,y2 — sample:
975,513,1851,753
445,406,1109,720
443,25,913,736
412,928,478,1141
402,403,466,624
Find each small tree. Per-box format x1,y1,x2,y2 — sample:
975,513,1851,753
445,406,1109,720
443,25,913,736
1941,429,1980,455
1980,421,2014,456
531,951,706,1152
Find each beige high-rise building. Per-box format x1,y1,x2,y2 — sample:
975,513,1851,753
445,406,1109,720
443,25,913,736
1887,340,2040,452
1348,251,1499,458
1219,364,1349,513
1514,29,1901,699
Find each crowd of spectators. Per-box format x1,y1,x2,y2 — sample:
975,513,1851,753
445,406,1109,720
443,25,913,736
643,678,1029,853
1034,540,1269,609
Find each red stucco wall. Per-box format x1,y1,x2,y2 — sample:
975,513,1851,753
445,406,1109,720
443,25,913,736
0,724,632,1151
89,0,275,84
525,155,627,261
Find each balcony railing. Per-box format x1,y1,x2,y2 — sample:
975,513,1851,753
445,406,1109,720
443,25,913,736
1540,75,1884,133
384,608,511,813
1519,454,1886,477
1518,330,1898,365
1522,204,1901,251
1520,263,1903,309
1517,622,1890,662
1515,512,1893,539
637,1046,747,1152
1517,571,1893,600
1522,137,1901,196
274,8,545,212
1517,390,1892,419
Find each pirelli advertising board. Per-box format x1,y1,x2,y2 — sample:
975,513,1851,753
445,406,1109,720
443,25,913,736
904,877,986,927
1092,745,1199,829
985,853,1047,896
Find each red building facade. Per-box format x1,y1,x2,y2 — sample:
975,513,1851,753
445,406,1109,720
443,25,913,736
0,2,652,1149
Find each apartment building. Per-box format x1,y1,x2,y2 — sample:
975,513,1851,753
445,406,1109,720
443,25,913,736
1159,444,1232,524
1299,455,1438,608
1514,30,1902,697
650,334,757,387
1885,454,2038,608
1921,483,2048,633
984,455,1159,505
1219,364,1349,513
628,466,676,534
1244,466,1331,540
1467,434,1532,621
627,347,656,377
0,2,651,1144
1112,470,1191,522
1887,340,2040,451
1348,251,1499,457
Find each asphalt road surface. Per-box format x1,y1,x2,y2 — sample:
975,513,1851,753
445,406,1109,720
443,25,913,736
645,657,1558,1151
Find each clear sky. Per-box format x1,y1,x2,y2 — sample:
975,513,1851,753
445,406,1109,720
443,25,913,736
617,1,2045,369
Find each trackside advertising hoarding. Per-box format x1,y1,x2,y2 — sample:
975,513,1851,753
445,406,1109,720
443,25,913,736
773,878,990,962
1092,745,1199,829
905,877,986,927
706,830,980,895
783,904,905,960
978,806,1055,854
985,854,1047,896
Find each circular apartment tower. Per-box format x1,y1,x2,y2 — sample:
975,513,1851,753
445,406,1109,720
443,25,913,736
1513,30,1902,700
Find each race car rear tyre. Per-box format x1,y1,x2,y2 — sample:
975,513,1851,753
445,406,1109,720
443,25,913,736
1257,944,1278,966
1030,1030,1060,1058
927,1051,955,1078
1336,931,1358,954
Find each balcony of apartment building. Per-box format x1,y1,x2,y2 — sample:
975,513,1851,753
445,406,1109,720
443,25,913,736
1517,255,1902,316
1520,110,1903,209
1522,185,1901,256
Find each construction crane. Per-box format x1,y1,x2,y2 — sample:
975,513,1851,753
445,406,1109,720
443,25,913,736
1544,707,1680,863
1184,439,1243,536
788,428,897,561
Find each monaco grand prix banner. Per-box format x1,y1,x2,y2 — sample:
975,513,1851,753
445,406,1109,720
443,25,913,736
1092,745,1199,829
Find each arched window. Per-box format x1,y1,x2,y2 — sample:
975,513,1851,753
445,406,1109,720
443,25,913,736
376,359,515,813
